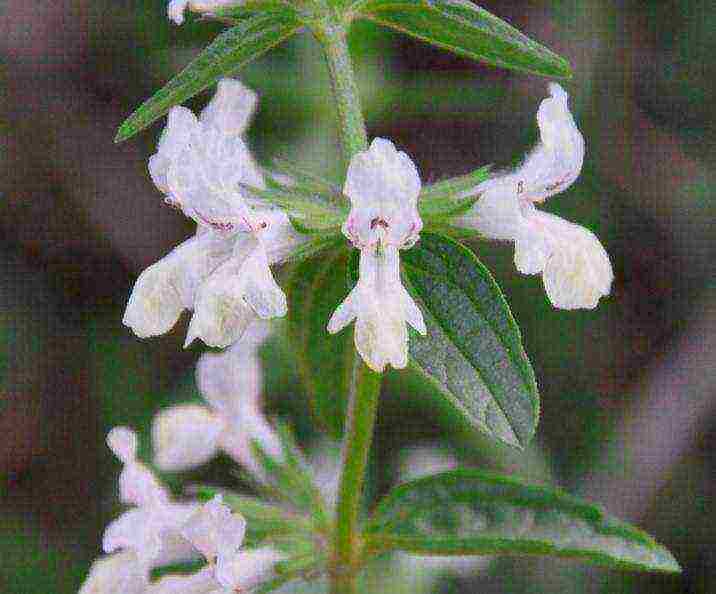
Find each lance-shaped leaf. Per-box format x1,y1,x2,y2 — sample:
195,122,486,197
418,165,492,224
357,0,572,79
365,470,681,573
244,185,348,234
401,232,539,448
287,244,353,438
115,13,302,142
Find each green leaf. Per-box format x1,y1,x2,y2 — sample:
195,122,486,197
420,194,478,222
401,232,539,448
213,0,301,21
282,233,345,265
419,165,491,204
271,157,343,198
366,469,681,574
357,0,572,79
287,244,354,438
245,185,347,234
115,14,302,142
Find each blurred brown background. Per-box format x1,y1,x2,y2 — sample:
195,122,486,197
1,1,715,593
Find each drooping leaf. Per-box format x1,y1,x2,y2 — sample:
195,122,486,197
401,232,539,448
287,243,353,438
366,469,681,573
357,0,572,79
115,13,302,142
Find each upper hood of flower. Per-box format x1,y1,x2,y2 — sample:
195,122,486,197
342,138,422,249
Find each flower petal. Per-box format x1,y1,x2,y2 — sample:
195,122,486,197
220,410,283,479
455,178,523,240
149,106,199,193
102,503,198,566
103,508,164,563
343,137,422,248
256,208,307,265
196,342,263,416
107,427,170,507
168,126,263,234
123,233,233,339
152,405,224,472
181,496,246,560
327,287,358,335
167,0,190,25
186,243,285,348
107,426,138,464
333,246,416,372
400,287,427,335
79,552,148,594
200,78,258,137
215,547,285,592
519,83,585,202
531,211,613,309
240,250,288,320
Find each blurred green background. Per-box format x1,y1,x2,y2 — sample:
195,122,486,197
1,1,715,592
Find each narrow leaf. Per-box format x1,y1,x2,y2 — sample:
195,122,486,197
245,185,347,234
271,157,343,198
287,244,354,438
115,14,302,142
358,0,572,79
282,234,345,266
366,469,681,573
419,164,491,203
401,232,539,448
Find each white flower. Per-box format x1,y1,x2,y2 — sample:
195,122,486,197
146,496,284,594
456,83,613,309
79,551,148,594
103,427,199,570
124,79,305,348
167,0,243,26
330,138,426,372
342,138,422,250
328,245,426,372
152,327,282,477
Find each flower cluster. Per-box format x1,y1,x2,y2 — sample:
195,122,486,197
122,76,611,372
80,428,284,594
152,321,282,478
79,324,286,594
123,78,305,349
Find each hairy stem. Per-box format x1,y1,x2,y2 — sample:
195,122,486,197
313,14,377,594
332,356,382,594
315,16,369,166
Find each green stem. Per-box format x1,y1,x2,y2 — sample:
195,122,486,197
313,14,377,594
332,356,382,594
316,17,369,166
